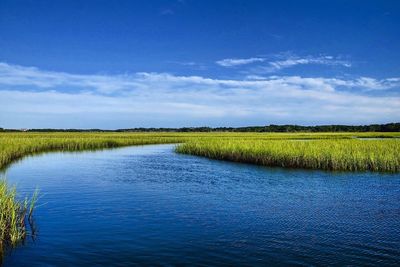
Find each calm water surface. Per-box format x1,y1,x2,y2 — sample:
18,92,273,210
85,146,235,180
2,144,400,266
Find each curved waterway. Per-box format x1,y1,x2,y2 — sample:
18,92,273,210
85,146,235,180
3,144,400,266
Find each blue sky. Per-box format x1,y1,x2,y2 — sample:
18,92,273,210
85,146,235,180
0,0,399,128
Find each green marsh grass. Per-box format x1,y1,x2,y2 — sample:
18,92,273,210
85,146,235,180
1,132,399,172
0,132,190,170
176,138,400,172
0,179,38,258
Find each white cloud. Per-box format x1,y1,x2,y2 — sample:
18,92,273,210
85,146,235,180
266,55,352,72
0,62,145,94
216,55,351,71
3,62,396,94
216,57,266,67
160,8,174,15
0,62,399,128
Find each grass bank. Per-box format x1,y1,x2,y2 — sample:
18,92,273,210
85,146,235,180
0,132,191,170
1,132,399,171
176,138,400,172
0,179,38,258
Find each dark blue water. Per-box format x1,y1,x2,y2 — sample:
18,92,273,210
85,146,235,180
2,144,400,266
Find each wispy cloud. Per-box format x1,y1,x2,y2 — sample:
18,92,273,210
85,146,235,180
159,0,186,16
0,62,144,94
160,8,174,15
0,62,399,128
268,55,352,71
0,62,396,94
216,57,266,67
167,61,207,70
175,61,197,66
216,55,352,73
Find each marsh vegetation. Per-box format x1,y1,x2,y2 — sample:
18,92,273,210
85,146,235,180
0,179,38,259
1,132,399,171
176,138,400,172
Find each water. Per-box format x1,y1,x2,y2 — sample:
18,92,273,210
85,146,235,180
2,144,400,266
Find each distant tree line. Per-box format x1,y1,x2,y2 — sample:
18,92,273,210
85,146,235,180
1,123,399,132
